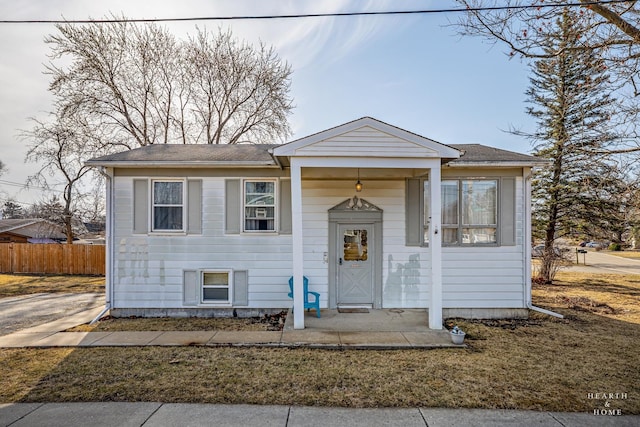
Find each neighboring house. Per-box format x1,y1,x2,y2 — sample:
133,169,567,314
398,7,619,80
87,117,547,330
0,218,66,243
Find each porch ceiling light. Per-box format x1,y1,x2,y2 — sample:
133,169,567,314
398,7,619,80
355,169,363,192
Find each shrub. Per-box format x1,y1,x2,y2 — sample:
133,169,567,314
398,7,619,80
608,243,622,251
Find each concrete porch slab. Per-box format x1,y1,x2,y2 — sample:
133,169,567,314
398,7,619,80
284,309,430,332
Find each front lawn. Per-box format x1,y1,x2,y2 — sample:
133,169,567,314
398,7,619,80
0,274,104,298
0,271,637,413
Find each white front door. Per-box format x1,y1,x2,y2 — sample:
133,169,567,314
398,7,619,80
337,224,374,306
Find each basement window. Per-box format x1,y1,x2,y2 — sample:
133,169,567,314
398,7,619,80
201,271,232,305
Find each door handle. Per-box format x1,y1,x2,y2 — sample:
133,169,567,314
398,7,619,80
339,258,343,265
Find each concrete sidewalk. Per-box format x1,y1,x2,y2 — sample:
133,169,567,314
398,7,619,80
0,307,462,350
1,402,637,426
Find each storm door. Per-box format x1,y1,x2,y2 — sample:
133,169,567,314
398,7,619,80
337,224,374,305
328,196,383,308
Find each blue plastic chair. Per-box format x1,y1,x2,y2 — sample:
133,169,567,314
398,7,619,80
288,276,321,318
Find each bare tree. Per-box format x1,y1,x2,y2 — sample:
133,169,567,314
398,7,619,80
0,160,5,177
186,28,293,144
46,19,180,149
46,20,293,148
28,20,294,233
23,114,100,243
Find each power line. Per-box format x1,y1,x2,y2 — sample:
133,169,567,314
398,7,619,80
0,1,632,24
0,179,61,192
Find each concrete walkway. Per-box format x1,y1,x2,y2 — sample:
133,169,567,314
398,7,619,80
0,307,461,350
1,402,637,426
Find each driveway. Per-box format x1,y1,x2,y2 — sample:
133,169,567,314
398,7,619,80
0,293,104,336
566,250,640,275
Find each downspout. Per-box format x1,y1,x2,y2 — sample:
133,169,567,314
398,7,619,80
523,169,563,319
91,167,114,324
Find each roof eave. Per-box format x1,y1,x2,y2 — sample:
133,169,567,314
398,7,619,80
446,161,551,168
85,160,278,168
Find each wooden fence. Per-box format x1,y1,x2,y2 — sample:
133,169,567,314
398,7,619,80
0,243,105,275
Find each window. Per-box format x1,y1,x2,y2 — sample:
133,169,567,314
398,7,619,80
201,271,232,304
244,180,276,232
152,180,184,231
422,179,498,246
343,229,368,261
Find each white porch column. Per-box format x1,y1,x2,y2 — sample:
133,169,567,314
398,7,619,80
290,158,305,329
429,163,443,329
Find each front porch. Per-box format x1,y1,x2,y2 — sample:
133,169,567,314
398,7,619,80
280,309,460,349
273,118,463,330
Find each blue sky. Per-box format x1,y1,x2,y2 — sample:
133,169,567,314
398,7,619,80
0,0,534,206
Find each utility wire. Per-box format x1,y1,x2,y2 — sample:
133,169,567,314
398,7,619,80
0,1,632,24
0,179,60,192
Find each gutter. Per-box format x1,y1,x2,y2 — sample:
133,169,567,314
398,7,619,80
84,160,278,168
523,168,564,319
268,148,284,170
91,167,114,324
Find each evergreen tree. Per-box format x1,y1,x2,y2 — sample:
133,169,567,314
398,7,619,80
523,9,621,282
2,200,24,219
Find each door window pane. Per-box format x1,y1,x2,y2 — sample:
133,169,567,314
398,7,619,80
343,229,368,261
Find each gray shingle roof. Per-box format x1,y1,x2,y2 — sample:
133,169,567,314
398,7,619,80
86,144,280,166
448,144,544,166
86,142,544,167
0,218,66,239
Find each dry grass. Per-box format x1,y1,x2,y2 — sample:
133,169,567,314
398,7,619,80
0,272,638,413
68,313,286,332
0,274,104,297
606,251,640,260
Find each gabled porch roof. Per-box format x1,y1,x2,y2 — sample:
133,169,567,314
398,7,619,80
272,117,462,161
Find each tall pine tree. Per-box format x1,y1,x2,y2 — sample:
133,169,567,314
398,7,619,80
523,9,621,282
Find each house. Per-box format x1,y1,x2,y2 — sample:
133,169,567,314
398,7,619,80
86,117,547,330
0,218,66,243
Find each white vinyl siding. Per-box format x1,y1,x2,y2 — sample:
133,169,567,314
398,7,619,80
301,178,430,309
111,172,526,311
113,176,292,309
291,126,439,157
442,177,526,309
